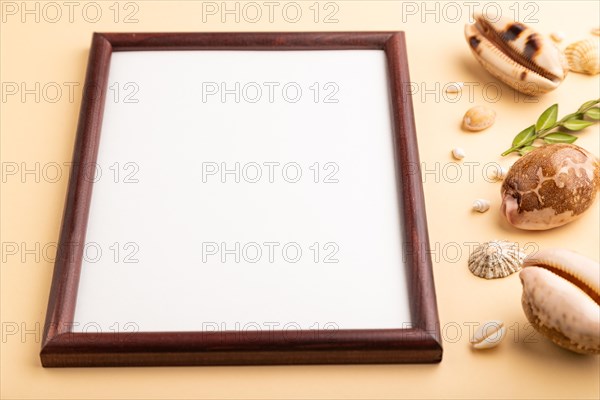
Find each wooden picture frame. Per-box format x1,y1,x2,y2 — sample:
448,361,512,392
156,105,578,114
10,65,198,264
41,32,442,367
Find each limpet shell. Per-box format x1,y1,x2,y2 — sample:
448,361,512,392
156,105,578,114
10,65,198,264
501,144,600,230
564,39,599,75
471,320,506,349
468,240,525,279
464,14,568,95
520,248,600,354
463,106,496,131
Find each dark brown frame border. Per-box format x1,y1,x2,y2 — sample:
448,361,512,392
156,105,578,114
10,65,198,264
41,32,442,367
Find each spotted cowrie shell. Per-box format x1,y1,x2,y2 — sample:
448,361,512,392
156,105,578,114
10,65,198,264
501,144,599,230
465,14,568,96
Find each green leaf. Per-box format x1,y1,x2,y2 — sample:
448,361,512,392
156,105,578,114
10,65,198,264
511,125,536,147
543,133,578,144
578,99,600,113
562,119,596,131
585,107,600,120
536,104,558,131
518,146,538,156
503,99,600,157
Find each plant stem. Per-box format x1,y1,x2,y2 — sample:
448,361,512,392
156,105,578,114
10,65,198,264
501,100,600,156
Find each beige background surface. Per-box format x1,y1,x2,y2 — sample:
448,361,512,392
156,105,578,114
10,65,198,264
1,1,599,399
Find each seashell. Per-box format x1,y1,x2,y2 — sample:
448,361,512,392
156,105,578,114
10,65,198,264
468,240,525,279
452,147,466,160
520,248,600,354
464,14,568,95
564,39,599,75
592,28,600,37
445,82,464,93
501,144,600,230
472,199,490,213
463,105,496,131
471,320,506,349
493,166,509,181
550,32,565,43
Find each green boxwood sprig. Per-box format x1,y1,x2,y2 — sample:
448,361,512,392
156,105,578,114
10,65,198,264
501,99,600,156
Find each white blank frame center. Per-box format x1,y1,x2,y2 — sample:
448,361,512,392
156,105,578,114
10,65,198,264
72,50,412,333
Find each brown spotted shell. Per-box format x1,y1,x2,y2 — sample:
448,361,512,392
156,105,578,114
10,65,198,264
464,14,568,95
501,144,600,230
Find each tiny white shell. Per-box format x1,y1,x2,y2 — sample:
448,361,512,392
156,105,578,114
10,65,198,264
452,147,465,160
493,166,509,180
445,82,464,93
468,240,525,279
550,31,565,43
471,320,506,349
472,199,490,213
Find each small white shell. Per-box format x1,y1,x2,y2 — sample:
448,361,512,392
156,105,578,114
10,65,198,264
452,147,466,160
471,320,506,349
493,166,509,181
565,39,599,75
445,82,464,93
550,32,565,43
472,199,490,213
468,240,525,279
